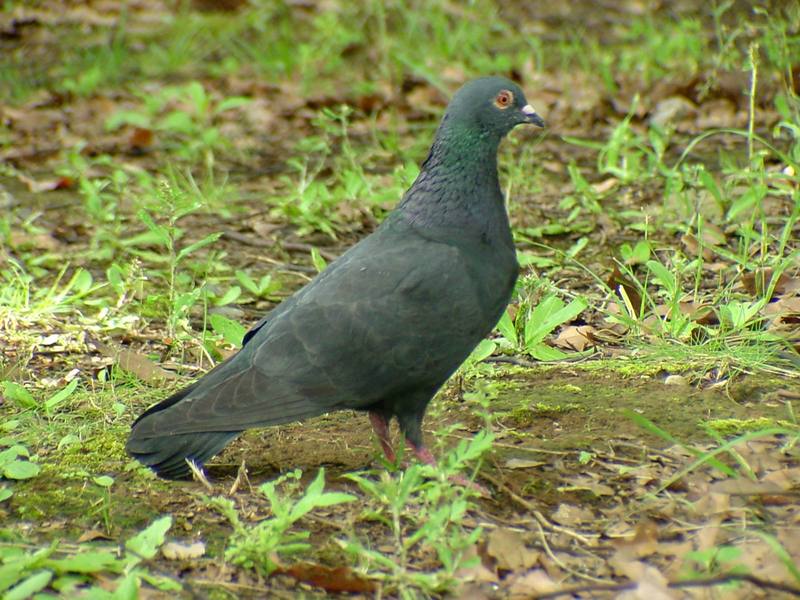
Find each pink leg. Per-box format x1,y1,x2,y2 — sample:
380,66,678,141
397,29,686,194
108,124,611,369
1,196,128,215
405,439,491,497
369,411,396,464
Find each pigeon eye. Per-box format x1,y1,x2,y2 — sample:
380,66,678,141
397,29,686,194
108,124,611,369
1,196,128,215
494,90,513,109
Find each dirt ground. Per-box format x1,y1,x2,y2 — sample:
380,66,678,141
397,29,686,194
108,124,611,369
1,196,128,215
2,1,800,598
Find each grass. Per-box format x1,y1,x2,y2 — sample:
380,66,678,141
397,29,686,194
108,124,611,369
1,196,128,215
1,0,800,597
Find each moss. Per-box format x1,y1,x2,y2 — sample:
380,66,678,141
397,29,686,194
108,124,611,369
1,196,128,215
57,427,128,472
702,417,793,436
546,383,582,394
12,480,93,521
506,407,536,427
574,357,695,377
533,402,581,415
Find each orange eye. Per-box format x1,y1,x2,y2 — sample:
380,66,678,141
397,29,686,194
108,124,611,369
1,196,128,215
494,90,513,109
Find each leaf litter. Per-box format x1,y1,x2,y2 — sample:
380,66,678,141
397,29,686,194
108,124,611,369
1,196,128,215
1,0,800,598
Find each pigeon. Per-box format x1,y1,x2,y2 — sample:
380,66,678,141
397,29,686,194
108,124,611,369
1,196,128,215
127,76,544,480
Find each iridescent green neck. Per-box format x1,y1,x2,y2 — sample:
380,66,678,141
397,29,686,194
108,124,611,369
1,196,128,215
397,118,508,240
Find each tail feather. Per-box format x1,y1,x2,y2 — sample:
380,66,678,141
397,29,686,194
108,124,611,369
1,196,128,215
128,384,241,479
127,428,241,479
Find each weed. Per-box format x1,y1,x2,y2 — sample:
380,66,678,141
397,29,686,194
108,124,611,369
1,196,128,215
0,516,179,597
497,290,589,360
133,181,222,339
208,468,355,576
343,430,492,597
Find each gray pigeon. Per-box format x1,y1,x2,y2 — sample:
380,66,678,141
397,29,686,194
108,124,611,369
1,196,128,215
127,76,544,479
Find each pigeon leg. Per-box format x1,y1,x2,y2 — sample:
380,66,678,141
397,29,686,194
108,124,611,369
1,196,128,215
405,438,490,497
369,411,396,463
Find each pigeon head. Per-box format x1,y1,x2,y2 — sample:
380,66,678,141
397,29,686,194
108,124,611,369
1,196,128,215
445,76,545,139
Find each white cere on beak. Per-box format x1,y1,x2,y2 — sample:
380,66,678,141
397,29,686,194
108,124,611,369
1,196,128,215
522,104,537,116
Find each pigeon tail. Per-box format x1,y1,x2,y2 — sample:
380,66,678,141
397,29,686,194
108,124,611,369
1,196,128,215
127,384,241,478
126,427,241,479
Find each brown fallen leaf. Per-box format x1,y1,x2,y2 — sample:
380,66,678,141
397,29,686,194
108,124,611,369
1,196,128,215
454,544,498,585
612,520,659,559
8,231,61,251
94,340,179,383
741,268,800,297
553,325,596,351
129,127,154,152
504,458,546,469
77,529,113,543
485,528,539,572
680,233,715,261
507,569,558,598
551,503,594,526
710,478,789,497
616,564,677,600
649,95,696,128
607,265,643,316
17,173,74,193
282,563,376,594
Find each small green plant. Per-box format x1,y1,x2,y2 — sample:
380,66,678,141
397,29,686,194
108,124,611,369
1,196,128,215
497,293,588,360
343,430,493,597
106,81,251,166
1,379,79,416
627,410,799,491
91,475,115,534
0,516,178,598
0,261,103,326
235,269,282,300
0,437,41,488
681,545,747,584
132,181,222,338
564,101,669,184
208,313,247,348
209,468,355,576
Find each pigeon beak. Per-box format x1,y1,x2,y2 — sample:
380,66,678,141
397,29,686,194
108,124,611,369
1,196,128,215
521,104,545,127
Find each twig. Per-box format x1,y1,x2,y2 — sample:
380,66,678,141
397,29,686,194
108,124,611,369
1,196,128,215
221,230,273,247
486,352,598,368
479,470,597,546
252,254,317,274
191,579,293,597
280,241,339,261
530,573,800,599
188,460,214,492
228,459,250,496
442,432,571,456
532,518,609,585
222,230,340,264
485,355,540,368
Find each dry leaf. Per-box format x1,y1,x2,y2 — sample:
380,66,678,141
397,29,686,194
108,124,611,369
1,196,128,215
283,563,376,593
129,127,154,151
77,529,112,543
504,458,546,469
18,173,74,193
553,325,596,351
94,340,178,383
455,544,498,584
485,528,539,572
616,564,677,600
591,177,619,194
612,520,659,559
649,95,695,128
507,569,558,598
551,503,594,525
